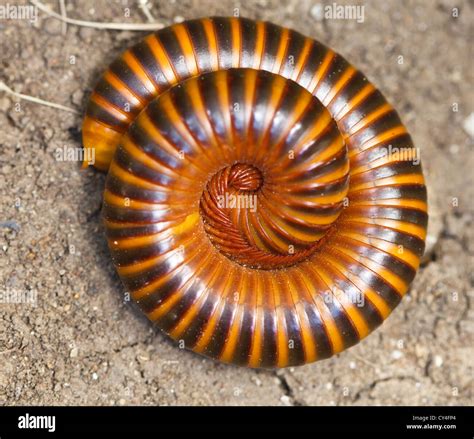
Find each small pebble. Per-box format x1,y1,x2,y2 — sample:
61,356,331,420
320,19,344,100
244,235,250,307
310,4,324,21
391,350,403,360
462,113,474,138
79,27,95,41
0,97,11,112
71,89,84,106
42,18,62,35
0,221,20,232
70,347,78,358
449,144,459,155
450,70,461,82
137,354,149,362
116,31,135,42
42,127,54,141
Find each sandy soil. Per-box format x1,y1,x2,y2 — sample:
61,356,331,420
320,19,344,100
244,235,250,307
0,0,472,405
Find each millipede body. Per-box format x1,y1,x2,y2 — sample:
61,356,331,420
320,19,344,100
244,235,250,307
82,17,427,368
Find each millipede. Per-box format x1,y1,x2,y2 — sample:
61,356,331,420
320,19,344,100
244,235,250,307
82,17,428,368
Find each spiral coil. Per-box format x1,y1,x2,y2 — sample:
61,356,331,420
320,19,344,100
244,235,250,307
83,17,427,368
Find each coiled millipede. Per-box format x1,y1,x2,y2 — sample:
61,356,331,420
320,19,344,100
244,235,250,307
82,17,428,368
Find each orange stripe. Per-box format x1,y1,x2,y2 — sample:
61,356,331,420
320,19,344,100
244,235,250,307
308,49,335,93
292,38,314,82
230,17,241,68
253,21,265,69
348,103,393,136
273,27,290,74
337,83,375,120
193,268,236,353
173,23,199,75
122,51,157,94
202,18,219,70
323,66,356,106
104,70,144,107
145,34,177,84
90,92,132,123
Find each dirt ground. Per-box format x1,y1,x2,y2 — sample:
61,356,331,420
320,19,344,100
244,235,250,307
0,0,472,406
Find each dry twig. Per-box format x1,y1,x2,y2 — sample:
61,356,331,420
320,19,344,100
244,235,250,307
30,0,165,31
0,81,79,114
